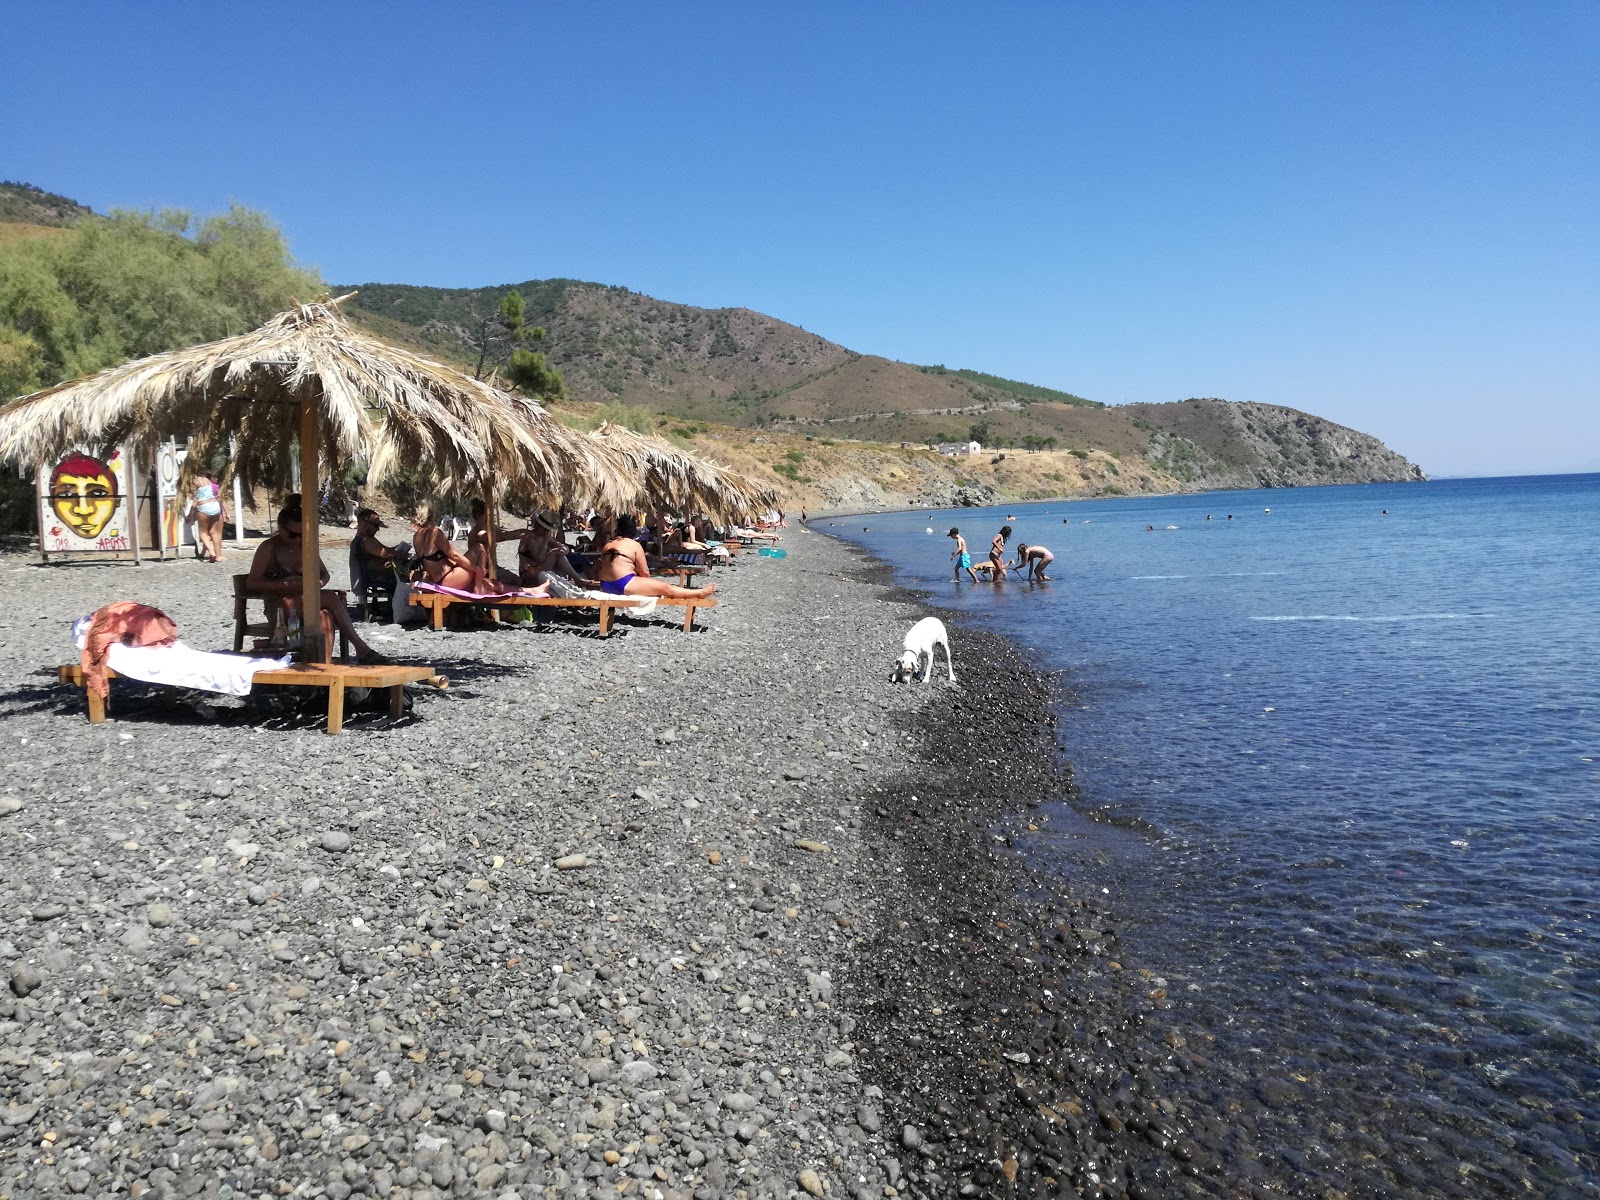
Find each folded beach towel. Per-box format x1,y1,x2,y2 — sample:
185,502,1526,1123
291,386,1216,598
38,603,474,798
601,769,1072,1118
73,616,291,697
582,590,657,617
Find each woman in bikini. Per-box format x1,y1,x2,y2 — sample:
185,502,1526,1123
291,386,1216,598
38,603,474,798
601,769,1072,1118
465,498,526,584
412,505,506,595
1009,542,1055,580
246,504,389,664
989,525,1013,580
596,514,718,600
193,474,227,562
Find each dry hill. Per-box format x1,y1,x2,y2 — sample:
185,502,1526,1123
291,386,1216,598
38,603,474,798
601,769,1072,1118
0,185,1423,518
339,278,1425,500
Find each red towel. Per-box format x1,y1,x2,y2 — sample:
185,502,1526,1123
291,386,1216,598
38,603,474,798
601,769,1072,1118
82,601,179,700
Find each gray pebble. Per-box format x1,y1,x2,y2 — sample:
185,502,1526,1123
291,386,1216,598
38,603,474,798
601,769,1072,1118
147,902,172,927
10,965,42,997
320,831,351,853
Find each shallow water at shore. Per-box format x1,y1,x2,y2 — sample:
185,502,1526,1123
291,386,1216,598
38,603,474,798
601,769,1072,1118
829,474,1600,1195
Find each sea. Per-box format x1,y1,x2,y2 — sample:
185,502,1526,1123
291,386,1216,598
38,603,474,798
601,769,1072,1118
826,473,1599,1196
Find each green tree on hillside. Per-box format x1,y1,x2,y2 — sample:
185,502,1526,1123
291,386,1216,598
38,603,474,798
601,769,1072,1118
0,204,320,400
464,287,565,400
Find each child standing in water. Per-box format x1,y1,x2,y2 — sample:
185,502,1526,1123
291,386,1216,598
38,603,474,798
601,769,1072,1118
948,527,978,583
989,525,1013,580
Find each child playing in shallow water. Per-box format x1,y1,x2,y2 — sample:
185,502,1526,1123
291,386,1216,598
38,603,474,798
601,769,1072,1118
948,527,978,583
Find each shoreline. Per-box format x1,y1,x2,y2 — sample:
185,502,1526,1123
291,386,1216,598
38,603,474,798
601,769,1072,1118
0,528,1216,1199
823,542,1228,1199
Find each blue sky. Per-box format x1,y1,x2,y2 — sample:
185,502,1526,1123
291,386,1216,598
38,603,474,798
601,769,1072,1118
6,2,1597,476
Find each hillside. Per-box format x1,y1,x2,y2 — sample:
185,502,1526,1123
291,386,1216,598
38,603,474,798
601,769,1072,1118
0,182,93,228
337,280,1103,429
339,278,1426,497
0,186,1424,516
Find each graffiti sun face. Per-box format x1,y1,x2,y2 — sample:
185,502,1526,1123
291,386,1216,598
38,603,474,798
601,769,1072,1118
51,454,118,540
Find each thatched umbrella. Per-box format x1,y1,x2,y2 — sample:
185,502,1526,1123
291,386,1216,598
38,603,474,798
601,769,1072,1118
0,297,603,660
498,397,639,517
589,422,775,524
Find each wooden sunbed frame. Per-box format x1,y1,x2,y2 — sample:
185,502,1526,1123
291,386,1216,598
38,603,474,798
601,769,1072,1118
58,661,448,735
410,591,715,635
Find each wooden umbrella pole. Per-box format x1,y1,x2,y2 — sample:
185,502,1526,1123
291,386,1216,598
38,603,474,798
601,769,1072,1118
299,388,326,664
485,475,497,584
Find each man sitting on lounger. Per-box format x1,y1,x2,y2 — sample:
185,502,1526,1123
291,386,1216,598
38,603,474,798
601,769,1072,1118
596,514,718,600
518,511,584,587
248,504,390,664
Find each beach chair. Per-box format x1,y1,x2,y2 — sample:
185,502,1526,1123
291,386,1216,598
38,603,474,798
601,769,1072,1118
348,544,394,623
408,583,716,635
234,574,349,658
59,660,447,734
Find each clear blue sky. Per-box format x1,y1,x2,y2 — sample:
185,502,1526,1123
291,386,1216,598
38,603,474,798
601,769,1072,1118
6,2,1597,477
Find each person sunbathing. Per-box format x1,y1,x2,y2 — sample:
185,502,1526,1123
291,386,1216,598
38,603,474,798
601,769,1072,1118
518,511,584,586
248,504,389,664
596,514,718,600
412,505,504,595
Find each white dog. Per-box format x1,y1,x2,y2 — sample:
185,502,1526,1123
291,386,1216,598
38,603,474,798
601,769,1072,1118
890,616,955,684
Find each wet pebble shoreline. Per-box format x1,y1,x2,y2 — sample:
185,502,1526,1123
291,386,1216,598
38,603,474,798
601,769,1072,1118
0,530,1247,1200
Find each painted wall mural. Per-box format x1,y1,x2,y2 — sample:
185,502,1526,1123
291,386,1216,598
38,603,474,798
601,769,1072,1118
40,448,133,554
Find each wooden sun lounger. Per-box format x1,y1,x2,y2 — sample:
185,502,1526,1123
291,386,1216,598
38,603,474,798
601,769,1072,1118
654,565,708,584
410,591,715,635
58,662,448,735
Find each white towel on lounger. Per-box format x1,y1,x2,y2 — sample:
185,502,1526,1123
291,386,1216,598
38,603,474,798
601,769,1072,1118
72,617,291,696
580,590,658,617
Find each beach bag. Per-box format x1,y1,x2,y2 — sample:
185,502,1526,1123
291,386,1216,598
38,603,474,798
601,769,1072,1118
391,578,423,624
541,572,588,600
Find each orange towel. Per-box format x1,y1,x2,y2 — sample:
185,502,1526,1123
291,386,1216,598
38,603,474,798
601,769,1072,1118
82,601,179,700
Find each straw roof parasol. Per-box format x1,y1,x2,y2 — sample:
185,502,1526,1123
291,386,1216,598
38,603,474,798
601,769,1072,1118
589,422,774,522
0,297,617,500
497,396,639,516
0,297,630,658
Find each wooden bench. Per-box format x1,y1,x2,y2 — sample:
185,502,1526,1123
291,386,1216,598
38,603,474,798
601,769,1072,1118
410,591,716,635
59,661,448,735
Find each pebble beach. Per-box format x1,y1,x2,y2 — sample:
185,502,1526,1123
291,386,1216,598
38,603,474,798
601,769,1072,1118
0,530,1218,1200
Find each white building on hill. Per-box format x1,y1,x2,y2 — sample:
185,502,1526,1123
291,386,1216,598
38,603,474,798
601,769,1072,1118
937,440,983,457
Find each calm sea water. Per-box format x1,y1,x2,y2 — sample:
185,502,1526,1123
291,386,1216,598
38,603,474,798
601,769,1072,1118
827,474,1599,1195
